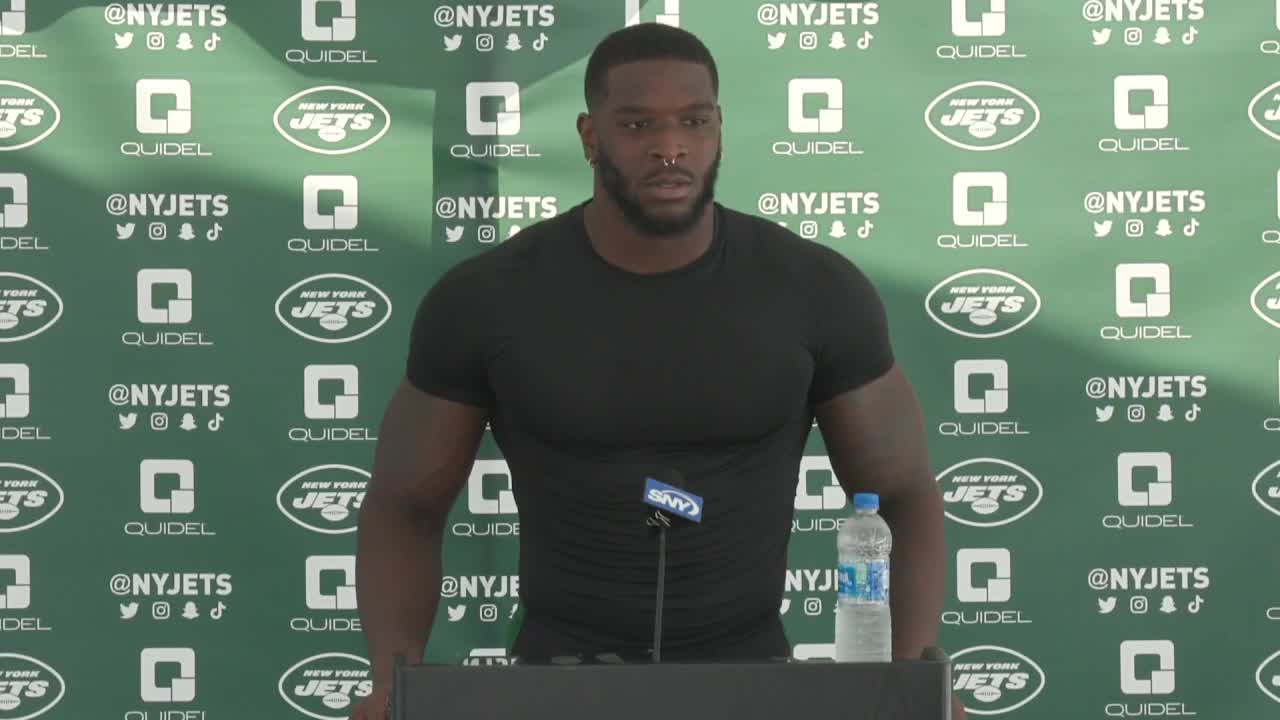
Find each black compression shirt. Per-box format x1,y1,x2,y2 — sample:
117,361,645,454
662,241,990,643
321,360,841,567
405,199,895,662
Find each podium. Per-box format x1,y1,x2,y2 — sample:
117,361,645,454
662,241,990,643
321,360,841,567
389,647,953,720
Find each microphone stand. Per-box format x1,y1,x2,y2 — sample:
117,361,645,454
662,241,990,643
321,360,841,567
645,510,672,663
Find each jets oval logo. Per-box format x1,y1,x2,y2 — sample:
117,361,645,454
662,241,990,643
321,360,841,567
273,85,391,155
936,458,1043,528
274,273,392,344
1249,270,1280,330
925,269,1041,338
1248,81,1280,143
0,82,61,152
951,645,1046,715
1252,459,1280,518
0,463,64,533
0,273,63,343
0,654,66,720
925,81,1040,151
1257,649,1280,705
277,464,369,534
278,652,372,720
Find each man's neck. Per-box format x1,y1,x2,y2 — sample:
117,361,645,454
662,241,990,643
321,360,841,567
583,194,714,275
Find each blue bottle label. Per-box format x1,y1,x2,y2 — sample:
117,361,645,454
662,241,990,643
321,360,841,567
838,560,889,603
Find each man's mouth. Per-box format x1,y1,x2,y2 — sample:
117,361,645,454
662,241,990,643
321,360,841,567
647,174,692,188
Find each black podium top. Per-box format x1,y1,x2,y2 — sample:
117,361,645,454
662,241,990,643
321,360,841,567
390,649,953,720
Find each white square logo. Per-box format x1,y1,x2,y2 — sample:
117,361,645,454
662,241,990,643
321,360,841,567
304,364,359,419
954,359,1009,414
952,0,1005,37
1115,263,1171,318
1114,75,1169,131
467,459,518,515
140,459,196,514
140,648,196,703
137,268,193,324
302,0,356,42
957,548,1011,603
466,82,521,137
625,0,680,26
794,455,844,511
1121,640,1176,695
0,173,28,228
136,79,192,135
788,78,842,133
303,175,358,230
1117,452,1172,507
0,0,25,36
953,171,1008,226
0,363,30,419
306,554,356,610
0,554,30,610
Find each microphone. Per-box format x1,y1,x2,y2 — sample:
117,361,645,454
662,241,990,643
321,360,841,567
641,471,703,663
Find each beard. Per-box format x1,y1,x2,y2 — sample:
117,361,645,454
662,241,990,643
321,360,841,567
595,142,721,236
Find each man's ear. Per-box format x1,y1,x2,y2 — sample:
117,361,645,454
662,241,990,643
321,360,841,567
577,112,595,162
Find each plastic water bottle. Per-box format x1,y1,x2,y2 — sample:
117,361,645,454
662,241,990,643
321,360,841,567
834,492,892,662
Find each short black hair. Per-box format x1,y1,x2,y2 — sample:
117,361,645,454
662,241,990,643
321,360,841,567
583,22,719,110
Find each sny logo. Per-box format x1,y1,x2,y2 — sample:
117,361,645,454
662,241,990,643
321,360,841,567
643,478,703,522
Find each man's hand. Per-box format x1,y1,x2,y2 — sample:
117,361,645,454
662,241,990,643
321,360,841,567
952,691,967,720
347,686,388,720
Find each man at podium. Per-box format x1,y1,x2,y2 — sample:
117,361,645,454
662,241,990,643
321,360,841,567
349,22,960,720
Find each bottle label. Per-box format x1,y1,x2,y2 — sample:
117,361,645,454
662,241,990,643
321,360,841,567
838,560,889,603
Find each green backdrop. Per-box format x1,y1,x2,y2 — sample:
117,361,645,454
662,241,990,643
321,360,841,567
1,1,1278,718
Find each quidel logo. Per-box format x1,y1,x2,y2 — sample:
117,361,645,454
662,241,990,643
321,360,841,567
277,464,369,534
273,86,390,155
277,652,371,720
924,81,1039,151
0,81,60,151
0,273,62,343
1253,459,1280,517
925,269,1040,338
951,645,1045,715
0,463,63,533
275,273,392,343
0,653,65,719
936,458,1042,527
1251,270,1280,329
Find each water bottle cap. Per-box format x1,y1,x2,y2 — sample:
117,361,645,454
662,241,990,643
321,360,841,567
853,492,879,510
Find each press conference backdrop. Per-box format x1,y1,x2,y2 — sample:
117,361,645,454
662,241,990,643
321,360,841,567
2,0,1279,717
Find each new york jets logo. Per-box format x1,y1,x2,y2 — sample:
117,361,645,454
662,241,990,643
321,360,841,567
274,273,392,343
925,81,1040,151
951,645,1045,715
1248,81,1280,143
277,464,368,534
1250,270,1280,330
936,458,1042,528
1252,459,1280,518
925,269,1041,338
0,463,64,533
0,273,63,342
1258,649,1280,705
0,82,60,151
273,85,391,155
278,653,371,720
0,654,66,719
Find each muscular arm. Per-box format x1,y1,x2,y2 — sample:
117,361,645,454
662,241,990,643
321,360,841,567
815,363,965,719
814,363,947,660
355,377,488,690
